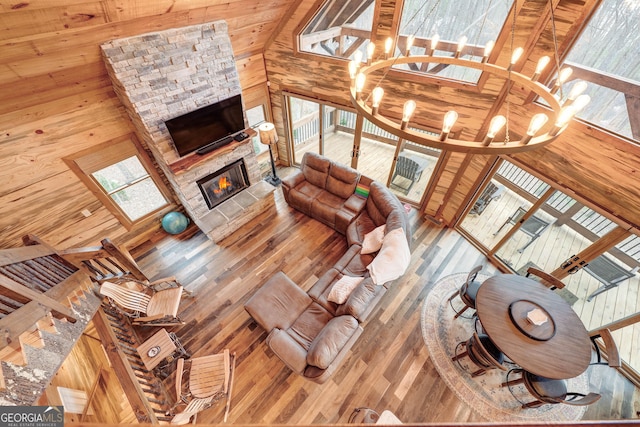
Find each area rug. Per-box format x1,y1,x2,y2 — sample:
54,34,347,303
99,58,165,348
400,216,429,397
421,272,588,422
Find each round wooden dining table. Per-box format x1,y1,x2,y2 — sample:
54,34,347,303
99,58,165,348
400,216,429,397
475,274,591,379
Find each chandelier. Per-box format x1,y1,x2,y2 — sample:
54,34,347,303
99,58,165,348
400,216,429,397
347,2,590,154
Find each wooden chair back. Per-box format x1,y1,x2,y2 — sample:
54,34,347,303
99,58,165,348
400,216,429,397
468,332,507,372
526,267,566,290
589,328,621,368
190,350,231,398
99,281,151,315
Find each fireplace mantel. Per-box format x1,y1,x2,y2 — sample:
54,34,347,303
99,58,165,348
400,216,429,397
168,129,256,174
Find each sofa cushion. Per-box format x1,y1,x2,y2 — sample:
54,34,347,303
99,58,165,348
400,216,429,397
326,162,360,199
366,227,411,286
361,224,386,254
301,152,331,189
328,275,365,304
244,271,311,333
267,329,308,374
288,302,334,350
346,211,377,247
306,315,359,369
335,277,384,320
288,181,324,216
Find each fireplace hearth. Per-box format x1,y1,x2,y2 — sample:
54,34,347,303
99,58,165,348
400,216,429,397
198,159,249,209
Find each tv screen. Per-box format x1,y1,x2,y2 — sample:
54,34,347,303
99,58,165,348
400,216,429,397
165,94,245,157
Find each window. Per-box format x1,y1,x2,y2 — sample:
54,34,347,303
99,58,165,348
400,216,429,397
65,134,171,228
299,0,375,60
563,0,640,141
396,0,513,82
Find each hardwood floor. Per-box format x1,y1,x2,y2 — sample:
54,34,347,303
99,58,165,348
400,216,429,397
118,183,639,424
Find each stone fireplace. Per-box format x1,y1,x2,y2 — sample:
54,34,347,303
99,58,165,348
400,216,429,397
100,21,274,242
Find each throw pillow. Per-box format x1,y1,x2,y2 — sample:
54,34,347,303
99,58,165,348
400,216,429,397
354,183,370,199
361,224,386,254
367,227,411,285
328,275,365,304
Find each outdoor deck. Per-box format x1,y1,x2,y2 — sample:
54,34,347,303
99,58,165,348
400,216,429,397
289,127,640,377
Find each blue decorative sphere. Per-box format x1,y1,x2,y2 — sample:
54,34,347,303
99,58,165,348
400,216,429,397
161,212,190,235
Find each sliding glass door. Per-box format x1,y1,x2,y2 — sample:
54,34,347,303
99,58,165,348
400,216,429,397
457,159,640,377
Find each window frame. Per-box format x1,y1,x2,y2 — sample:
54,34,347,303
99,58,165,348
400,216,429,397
64,134,173,230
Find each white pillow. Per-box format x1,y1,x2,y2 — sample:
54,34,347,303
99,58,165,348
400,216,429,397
367,227,411,285
327,275,365,304
361,224,386,254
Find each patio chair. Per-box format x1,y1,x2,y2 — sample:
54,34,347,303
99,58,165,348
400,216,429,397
583,254,638,301
469,182,504,215
452,332,507,377
171,349,237,424
390,153,428,194
99,277,188,326
502,369,601,408
494,207,551,252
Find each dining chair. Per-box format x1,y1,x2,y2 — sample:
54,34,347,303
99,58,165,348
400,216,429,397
589,328,621,368
448,265,483,319
525,267,565,290
502,369,601,408
452,332,507,377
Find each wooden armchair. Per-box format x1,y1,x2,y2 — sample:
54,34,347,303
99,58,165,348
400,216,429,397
390,153,429,194
171,349,237,424
99,277,188,326
469,182,504,215
452,332,507,377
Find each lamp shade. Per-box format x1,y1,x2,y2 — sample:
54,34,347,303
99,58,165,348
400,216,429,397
258,122,278,145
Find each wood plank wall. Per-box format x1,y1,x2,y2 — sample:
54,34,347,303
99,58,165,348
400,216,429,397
0,0,294,250
263,0,640,231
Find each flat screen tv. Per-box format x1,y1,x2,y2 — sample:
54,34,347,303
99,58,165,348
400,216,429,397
165,94,245,157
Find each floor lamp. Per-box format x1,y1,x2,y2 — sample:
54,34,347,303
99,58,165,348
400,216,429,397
258,122,282,186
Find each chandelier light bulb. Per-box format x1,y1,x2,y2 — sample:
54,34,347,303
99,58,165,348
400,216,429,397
528,113,549,135
572,94,591,112
367,42,376,64
401,100,417,129
558,67,573,84
371,87,384,115
355,72,366,100
532,56,551,81
440,110,458,141
429,34,440,55
551,106,577,135
522,113,549,144
405,35,415,56
455,36,468,58
384,37,393,59
354,50,363,64
565,81,588,103
551,67,573,94
482,40,494,63
509,47,524,69
348,61,358,80
484,115,506,145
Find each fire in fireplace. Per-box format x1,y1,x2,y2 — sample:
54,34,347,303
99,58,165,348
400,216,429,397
197,159,250,209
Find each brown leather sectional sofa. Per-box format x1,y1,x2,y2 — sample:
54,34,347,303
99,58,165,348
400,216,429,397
245,152,410,383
